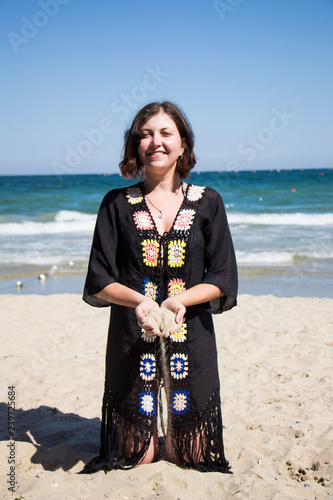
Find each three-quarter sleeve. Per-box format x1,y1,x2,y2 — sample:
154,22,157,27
202,188,238,313
83,190,121,307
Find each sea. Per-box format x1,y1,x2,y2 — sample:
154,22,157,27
0,169,332,298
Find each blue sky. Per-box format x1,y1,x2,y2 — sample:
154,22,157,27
1,0,332,175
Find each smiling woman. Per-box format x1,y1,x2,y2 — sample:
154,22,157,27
79,101,238,475
138,113,185,173
119,101,196,180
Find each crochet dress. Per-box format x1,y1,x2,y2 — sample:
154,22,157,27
80,182,237,474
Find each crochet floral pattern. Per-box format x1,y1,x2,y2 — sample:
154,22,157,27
125,182,209,427
187,185,205,202
168,240,186,267
139,390,156,416
170,322,187,343
126,187,144,204
170,353,188,380
171,389,190,415
174,209,196,232
168,278,186,297
141,329,157,343
143,278,160,301
133,211,154,231
140,354,156,381
142,239,159,267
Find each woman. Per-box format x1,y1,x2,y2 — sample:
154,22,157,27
80,101,237,474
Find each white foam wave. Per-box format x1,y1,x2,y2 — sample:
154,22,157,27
236,251,294,265
236,249,333,264
1,254,69,266
54,210,94,223
228,212,333,226
1,210,332,236
0,211,96,235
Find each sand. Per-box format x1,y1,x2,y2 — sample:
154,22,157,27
1,293,332,500
143,307,179,337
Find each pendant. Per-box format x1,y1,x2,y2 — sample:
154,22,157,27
158,213,164,219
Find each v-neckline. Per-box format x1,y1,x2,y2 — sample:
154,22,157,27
140,181,189,238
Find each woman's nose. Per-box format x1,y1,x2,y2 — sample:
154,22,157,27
151,133,161,146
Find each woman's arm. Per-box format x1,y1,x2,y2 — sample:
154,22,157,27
175,283,223,307
95,282,146,308
96,282,223,334
94,283,161,335
161,283,223,324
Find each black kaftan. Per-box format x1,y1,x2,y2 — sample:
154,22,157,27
80,182,237,474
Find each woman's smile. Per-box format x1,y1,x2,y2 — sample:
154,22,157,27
138,112,185,172
148,150,165,157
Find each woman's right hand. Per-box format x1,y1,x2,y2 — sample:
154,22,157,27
161,296,186,329
135,298,160,335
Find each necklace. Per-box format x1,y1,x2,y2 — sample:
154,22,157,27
145,183,182,219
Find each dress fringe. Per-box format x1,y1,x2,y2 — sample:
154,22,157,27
171,394,232,473
79,391,231,474
78,392,154,474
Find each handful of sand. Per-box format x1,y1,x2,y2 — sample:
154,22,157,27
142,307,179,337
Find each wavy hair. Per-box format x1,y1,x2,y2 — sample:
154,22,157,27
119,101,196,179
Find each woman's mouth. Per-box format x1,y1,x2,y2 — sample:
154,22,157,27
148,151,165,157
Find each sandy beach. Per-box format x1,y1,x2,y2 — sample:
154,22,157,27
1,293,332,499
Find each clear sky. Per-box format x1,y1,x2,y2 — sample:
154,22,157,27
1,0,332,175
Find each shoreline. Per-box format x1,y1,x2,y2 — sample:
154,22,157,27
0,268,332,298
1,293,332,499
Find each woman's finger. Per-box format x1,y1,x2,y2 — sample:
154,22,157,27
175,310,181,323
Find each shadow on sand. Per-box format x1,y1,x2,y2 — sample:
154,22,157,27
0,403,100,471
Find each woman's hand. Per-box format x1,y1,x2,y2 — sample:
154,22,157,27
161,297,186,330
135,298,160,335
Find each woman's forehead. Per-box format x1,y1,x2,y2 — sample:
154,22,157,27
141,112,177,130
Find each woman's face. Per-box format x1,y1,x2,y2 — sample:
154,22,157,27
137,112,185,174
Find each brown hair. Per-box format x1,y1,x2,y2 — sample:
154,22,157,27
119,101,196,179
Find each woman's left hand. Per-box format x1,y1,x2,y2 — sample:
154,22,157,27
161,297,186,328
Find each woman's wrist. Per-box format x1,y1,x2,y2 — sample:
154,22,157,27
174,291,190,308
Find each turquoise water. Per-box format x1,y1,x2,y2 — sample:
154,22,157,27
0,169,332,297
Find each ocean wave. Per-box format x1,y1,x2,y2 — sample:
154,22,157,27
236,251,294,265
237,249,333,265
54,210,94,223
228,212,333,226
1,210,333,236
0,211,96,235
3,249,331,268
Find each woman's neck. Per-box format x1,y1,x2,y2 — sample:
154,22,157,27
143,172,182,195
